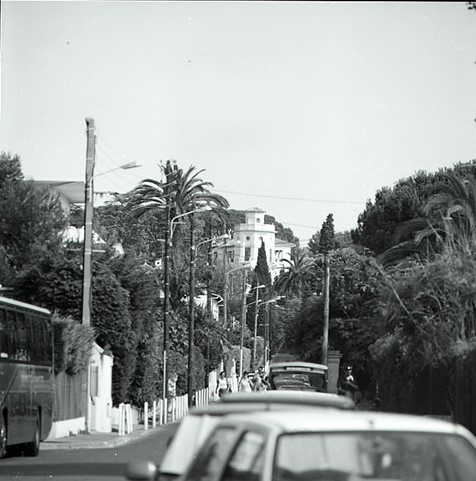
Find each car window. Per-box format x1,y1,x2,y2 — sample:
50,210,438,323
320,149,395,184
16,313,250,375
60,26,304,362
184,427,237,481
160,414,221,475
222,431,266,481
273,432,476,481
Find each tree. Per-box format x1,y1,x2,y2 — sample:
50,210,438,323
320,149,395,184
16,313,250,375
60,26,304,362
308,231,320,256
274,247,314,298
0,154,67,285
247,240,272,343
381,173,476,266
0,152,23,184
352,164,476,255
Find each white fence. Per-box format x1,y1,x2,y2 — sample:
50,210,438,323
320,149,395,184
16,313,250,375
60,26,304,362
120,386,212,435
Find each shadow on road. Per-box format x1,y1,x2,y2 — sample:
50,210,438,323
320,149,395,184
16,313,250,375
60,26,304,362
0,462,127,477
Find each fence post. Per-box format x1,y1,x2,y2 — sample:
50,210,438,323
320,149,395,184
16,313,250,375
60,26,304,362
118,403,124,436
125,404,132,433
144,401,149,431
152,400,157,428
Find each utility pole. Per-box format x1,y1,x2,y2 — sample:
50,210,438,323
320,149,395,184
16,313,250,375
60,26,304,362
163,161,172,408
205,219,213,385
264,302,270,367
82,118,96,327
187,208,196,407
81,117,95,434
321,252,330,365
239,269,247,378
252,288,260,370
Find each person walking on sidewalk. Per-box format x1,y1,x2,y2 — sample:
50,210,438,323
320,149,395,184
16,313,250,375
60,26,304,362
216,371,229,399
239,371,252,392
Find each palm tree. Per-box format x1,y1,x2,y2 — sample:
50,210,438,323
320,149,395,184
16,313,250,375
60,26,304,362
381,173,476,265
274,247,314,298
126,160,229,401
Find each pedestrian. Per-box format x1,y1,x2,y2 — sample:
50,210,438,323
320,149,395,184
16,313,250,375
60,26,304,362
251,371,266,391
257,365,270,390
216,371,229,399
239,371,252,392
339,365,360,402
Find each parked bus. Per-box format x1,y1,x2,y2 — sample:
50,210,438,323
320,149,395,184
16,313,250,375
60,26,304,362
0,296,54,458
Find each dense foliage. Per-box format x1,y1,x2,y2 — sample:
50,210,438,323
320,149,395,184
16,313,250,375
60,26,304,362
5,150,476,429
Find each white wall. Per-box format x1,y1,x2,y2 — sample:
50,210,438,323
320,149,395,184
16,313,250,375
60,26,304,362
89,344,113,433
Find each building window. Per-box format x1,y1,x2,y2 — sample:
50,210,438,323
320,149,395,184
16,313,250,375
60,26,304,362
246,236,251,241
228,250,234,262
245,247,251,261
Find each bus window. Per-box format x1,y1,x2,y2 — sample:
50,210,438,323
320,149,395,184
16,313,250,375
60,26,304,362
15,312,30,361
0,308,8,358
5,310,16,358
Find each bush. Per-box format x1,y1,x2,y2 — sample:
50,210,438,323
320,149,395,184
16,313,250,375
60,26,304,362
52,312,95,374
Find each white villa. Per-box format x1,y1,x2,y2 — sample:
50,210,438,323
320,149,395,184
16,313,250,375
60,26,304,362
213,208,295,280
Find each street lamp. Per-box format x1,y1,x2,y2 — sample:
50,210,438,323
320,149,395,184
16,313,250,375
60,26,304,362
246,286,266,371
162,203,212,408
223,262,250,328
187,233,228,407
262,296,284,367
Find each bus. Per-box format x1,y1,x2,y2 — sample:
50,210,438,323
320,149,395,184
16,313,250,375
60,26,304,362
0,296,54,458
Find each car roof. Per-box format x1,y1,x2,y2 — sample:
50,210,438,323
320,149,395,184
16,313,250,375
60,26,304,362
218,410,468,436
220,391,354,409
269,361,328,374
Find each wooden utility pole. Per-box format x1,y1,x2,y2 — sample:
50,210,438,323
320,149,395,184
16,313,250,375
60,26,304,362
82,118,96,327
321,252,330,365
82,117,95,434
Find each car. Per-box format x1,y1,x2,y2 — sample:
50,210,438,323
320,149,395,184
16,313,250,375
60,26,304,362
125,391,354,481
268,361,328,392
220,390,354,410
179,410,476,481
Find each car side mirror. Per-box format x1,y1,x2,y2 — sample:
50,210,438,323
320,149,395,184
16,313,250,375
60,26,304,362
125,461,158,481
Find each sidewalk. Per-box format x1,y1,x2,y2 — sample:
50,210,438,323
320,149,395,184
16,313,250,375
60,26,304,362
42,424,168,450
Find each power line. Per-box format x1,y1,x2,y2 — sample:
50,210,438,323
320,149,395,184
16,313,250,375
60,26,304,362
215,189,365,205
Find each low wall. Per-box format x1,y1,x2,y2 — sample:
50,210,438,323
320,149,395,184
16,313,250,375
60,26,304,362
47,417,85,440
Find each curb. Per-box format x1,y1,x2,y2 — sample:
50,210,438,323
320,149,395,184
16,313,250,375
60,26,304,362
42,424,171,450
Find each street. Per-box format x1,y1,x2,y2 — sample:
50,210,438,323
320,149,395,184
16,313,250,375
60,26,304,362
0,423,178,481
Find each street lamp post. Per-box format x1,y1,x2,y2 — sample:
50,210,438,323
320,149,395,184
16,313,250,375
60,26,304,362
187,232,228,407
161,205,211,408
250,296,283,371
220,263,251,378
223,261,249,329
247,286,266,371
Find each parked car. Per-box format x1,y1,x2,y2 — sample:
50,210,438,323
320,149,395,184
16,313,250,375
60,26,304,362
125,391,354,481
268,361,328,392
179,410,476,481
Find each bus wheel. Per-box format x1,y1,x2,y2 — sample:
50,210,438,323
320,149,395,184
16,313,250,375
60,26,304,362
0,415,6,459
24,415,40,457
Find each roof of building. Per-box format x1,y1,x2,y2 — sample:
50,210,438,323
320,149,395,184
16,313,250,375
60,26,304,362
33,180,85,204
244,207,266,213
275,239,296,248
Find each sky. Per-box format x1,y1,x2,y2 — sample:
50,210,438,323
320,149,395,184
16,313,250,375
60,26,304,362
1,1,476,243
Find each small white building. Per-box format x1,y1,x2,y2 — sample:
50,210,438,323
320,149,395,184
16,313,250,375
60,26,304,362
213,208,295,279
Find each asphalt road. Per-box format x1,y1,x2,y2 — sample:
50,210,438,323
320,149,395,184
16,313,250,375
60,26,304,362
0,423,178,481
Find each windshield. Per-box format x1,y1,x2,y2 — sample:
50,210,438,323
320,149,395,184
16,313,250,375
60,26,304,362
274,431,476,481
270,372,326,391
160,415,220,475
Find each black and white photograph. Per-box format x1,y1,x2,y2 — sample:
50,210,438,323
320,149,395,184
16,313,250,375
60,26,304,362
1,1,476,480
